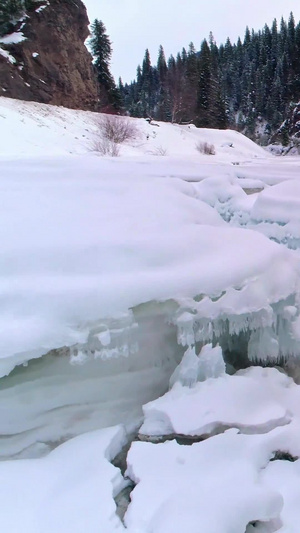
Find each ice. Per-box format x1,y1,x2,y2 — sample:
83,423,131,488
197,343,226,381
248,328,280,362
0,306,182,458
169,344,225,389
169,346,200,388
0,426,127,532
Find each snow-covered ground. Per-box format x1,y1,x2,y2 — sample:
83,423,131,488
1,96,300,531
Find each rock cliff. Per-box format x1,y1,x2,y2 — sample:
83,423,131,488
0,0,99,110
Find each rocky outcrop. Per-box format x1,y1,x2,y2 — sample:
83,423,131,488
0,0,99,110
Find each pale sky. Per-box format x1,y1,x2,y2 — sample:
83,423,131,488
83,0,300,83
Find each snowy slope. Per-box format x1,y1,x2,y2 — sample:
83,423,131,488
0,96,266,160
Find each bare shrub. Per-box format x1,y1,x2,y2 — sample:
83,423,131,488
196,141,216,155
97,115,140,144
91,138,120,156
151,145,168,156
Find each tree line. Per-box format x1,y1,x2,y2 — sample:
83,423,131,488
118,13,300,141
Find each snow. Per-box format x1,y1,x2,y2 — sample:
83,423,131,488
0,47,16,64
0,159,299,377
0,32,26,45
140,365,295,438
0,96,267,160
2,96,300,531
251,180,300,225
0,426,127,532
125,430,284,533
0,97,298,378
248,179,300,248
128,364,300,532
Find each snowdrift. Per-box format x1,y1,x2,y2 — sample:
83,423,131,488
1,156,300,378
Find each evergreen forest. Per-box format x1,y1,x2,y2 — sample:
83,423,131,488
119,13,300,142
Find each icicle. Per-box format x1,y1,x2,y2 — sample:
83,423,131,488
198,344,226,381
169,345,200,388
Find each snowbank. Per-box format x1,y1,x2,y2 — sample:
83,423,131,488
0,426,127,532
1,155,299,376
249,179,300,248
125,430,283,533
0,96,267,161
140,365,295,438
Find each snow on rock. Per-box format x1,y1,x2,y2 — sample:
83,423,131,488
262,458,300,532
0,47,16,64
140,367,295,438
125,430,283,533
0,426,127,533
0,32,26,45
193,174,256,223
249,179,300,248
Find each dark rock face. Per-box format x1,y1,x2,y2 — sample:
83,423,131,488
0,0,99,110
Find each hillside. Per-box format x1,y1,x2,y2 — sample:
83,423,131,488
0,95,266,160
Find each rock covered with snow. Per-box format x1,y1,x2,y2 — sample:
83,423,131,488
140,365,296,439
125,430,284,533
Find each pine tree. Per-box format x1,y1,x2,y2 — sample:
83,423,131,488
157,45,167,83
89,19,120,111
156,45,168,120
0,0,42,36
140,48,155,117
121,14,300,142
196,39,211,127
0,0,23,36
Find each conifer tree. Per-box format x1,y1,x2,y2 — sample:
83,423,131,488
0,0,23,36
122,13,300,142
89,19,121,111
196,39,211,127
0,0,42,36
